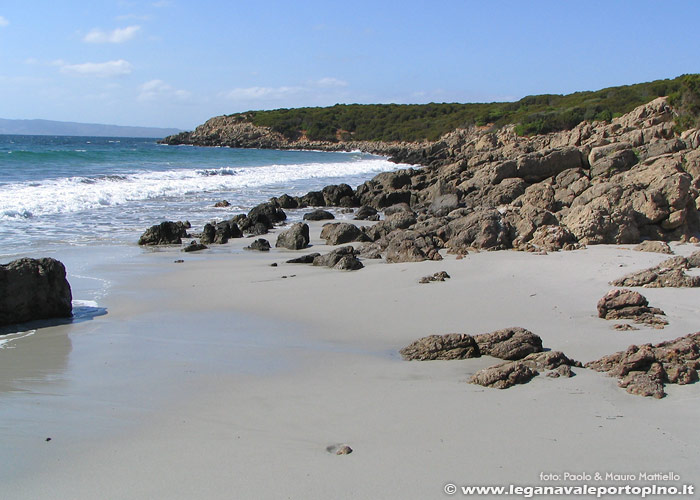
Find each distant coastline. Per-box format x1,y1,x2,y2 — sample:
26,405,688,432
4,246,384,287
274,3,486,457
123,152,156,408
0,118,181,139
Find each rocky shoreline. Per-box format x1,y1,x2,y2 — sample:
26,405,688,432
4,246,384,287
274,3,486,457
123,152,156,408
162,97,700,257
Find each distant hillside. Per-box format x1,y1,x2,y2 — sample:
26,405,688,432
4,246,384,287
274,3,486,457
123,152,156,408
182,74,697,143
0,118,181,138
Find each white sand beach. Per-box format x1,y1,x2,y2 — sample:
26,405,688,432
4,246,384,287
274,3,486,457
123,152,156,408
2,221,699,499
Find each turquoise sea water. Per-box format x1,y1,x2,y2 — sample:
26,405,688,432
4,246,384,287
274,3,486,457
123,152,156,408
0,135,401,259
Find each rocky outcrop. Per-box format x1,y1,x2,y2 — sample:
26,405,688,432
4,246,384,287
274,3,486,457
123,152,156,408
399,334,480,360
633,241,673,254
585,333,700,398
138,221,190,245
473,327,544,360
400,327,543,361
469,350,580,389
275,223,310,250
164,97,700,256
0,258,73,326
610,252,700,288
597,288,668,328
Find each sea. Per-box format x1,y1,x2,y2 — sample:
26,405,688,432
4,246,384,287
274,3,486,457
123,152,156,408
0,135,403,260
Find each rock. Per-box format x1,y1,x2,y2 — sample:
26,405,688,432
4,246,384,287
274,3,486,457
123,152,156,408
303,209,335,221
418,271,451,283
613,323,640,331
138,221,190,245
214,200,231,207
354,205,378,220
520,225,580,252
400,334,480,360
275,223,310,250
355,242,383,259
383,203,414,216
364,212,417,242
443,209,512,253
333,254,364,271
597,288,667,328
610,256,700,288
588,143,639,177
273,194,298,209
618,372,665,398
286,253,320,264
547,364,574,378
429,193,460,216
311,246,363,271
248,201,286,226
586,332,700,398
469,361,538,389
633,240,673,254
299,191,325,207
201,220,241,245
515,147,583,183
320,222,368,245
322,183,356,206
335,445,353,455
246,239,271,251
473,327,544,360
0,258,73,326
182,241,208,252
384,231,442,263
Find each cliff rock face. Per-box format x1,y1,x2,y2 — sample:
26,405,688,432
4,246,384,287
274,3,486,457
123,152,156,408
163,98,700,261
0,258,73,326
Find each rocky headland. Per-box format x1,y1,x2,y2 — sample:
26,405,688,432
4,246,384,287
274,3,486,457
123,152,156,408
162,97,700,259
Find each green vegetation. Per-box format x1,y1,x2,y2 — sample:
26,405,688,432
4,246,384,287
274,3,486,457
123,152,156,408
229,75,698,142
668,74,700,132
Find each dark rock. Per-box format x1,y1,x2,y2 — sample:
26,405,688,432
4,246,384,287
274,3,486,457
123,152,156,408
246,239,271,251
303,209,335,221
320,222,368,245
214,200,231,207
0,258,72,326
473,327,543,360
383,203,414,216
275,223,310,250
182,241,208,252
354,205,378,220
276,194,299,209
138,221,190,245
322,184,355,206
286,253,321,264
313,246,363,271
201,220,241,245
248,201,286,225
400,334,480,360
300,191,325,207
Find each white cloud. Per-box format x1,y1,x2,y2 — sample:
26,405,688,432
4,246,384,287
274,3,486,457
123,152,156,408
84,25,140,43
138,79,191,101
0,16,8,27
220,86,304,101
316,77,348,88
60,59,133,78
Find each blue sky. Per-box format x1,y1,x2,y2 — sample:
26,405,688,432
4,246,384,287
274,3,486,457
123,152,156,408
0,1,699,130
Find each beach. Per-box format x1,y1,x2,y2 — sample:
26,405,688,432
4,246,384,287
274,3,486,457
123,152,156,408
2,220,699,499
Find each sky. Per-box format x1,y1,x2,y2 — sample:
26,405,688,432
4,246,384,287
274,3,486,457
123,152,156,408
0,0,699,130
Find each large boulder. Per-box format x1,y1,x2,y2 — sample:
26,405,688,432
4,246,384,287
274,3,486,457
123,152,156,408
248,201,286,226
0,258,73,326
275,223,310,250
138,221,190,245
596,288,667,328
303,209,335,221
